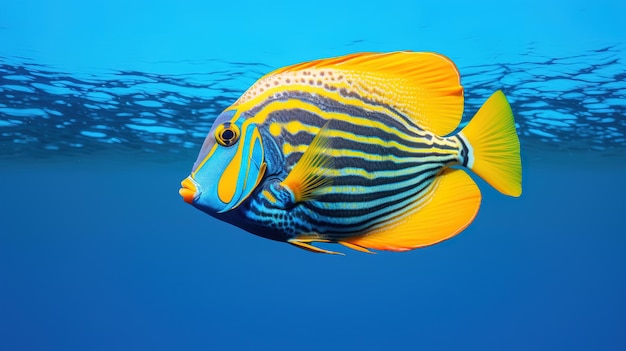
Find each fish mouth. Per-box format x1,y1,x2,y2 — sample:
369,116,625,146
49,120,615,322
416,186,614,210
179,177,198,204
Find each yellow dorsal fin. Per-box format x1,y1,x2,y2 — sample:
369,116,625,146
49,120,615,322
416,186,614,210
342,169,482,252
280,122,333,203
235,52,464,136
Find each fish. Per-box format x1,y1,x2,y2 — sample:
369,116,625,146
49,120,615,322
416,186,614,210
179,51,522,254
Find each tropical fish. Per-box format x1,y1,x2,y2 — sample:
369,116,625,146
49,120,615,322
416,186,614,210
179,51,522,254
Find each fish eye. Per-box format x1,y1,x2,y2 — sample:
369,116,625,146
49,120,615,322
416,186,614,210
215,122,240,147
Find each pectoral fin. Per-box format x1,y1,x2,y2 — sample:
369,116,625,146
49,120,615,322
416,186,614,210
280,122,334,203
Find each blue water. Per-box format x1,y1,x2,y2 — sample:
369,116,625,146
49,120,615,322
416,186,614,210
1,1,625,350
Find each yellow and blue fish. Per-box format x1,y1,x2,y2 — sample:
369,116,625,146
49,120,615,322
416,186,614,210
179,51,522,254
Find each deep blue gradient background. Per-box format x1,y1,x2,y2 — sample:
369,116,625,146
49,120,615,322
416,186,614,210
1,160,625,350
1,0,626,350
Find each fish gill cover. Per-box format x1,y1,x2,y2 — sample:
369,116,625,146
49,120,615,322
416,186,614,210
0,46,624,162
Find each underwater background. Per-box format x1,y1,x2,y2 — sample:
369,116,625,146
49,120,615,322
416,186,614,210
1,0,625,350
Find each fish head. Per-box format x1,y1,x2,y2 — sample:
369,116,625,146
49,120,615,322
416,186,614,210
180,110,266,214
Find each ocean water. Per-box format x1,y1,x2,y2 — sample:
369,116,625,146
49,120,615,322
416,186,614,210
1,0,625,350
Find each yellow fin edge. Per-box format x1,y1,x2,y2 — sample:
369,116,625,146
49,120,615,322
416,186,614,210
288,239,344,255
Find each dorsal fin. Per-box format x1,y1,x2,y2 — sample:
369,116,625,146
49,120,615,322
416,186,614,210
235,51,464,136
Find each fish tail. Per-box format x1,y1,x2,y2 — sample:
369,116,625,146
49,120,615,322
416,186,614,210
459,90,522,197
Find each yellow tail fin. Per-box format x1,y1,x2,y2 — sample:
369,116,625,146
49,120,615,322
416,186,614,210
460,90,522,197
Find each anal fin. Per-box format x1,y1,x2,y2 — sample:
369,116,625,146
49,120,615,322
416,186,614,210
343,169,482,252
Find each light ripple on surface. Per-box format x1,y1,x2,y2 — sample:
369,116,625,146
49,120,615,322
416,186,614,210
0,46,625,161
